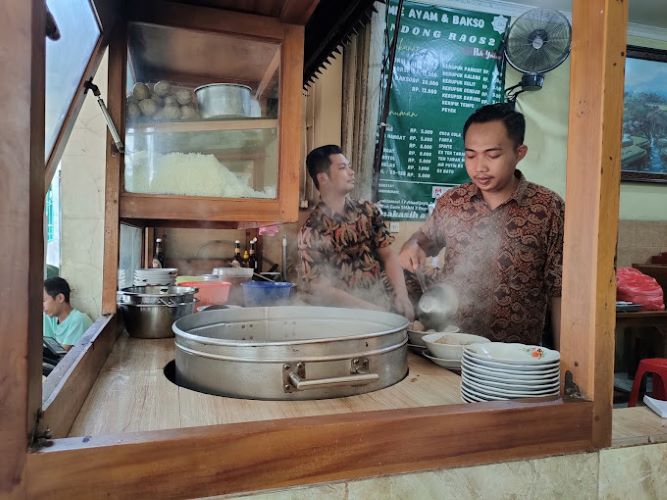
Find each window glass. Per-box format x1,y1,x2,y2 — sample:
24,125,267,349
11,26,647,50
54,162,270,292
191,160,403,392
45,0,101,161
45,165,61,276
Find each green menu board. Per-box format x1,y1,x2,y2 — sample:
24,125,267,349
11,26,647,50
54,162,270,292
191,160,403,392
378,1,509,220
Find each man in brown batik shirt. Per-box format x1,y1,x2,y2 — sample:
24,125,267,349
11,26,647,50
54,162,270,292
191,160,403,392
400,104,564,347
298,145,414,320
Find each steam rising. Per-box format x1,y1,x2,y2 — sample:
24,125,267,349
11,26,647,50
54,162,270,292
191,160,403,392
424,210,504,335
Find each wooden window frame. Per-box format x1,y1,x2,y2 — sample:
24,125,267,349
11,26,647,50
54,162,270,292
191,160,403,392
1,1,628,497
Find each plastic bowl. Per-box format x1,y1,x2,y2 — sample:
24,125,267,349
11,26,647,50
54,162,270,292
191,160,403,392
422,332,490,360
241,281,294,306
179,280,231,306
212,267,254,286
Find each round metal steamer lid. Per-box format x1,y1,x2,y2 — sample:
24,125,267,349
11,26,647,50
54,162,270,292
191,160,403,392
172,306,409,362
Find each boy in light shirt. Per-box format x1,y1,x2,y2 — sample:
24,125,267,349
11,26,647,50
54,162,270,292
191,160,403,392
43,277,92,351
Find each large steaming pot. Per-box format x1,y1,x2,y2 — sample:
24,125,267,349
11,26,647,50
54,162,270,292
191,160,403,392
172,306,409,400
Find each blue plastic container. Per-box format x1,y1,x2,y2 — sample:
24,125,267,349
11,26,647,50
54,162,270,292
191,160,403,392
241,281,294,306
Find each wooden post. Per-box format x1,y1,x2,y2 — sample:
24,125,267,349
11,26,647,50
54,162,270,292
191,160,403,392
102,24,126,314
560,0,628,448
0,0,45,495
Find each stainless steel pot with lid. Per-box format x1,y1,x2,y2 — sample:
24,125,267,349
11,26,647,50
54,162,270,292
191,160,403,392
172,306,409,400
195,83,252,118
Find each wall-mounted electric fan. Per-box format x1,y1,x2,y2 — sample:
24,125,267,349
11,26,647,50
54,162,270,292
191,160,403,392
503,8,572,102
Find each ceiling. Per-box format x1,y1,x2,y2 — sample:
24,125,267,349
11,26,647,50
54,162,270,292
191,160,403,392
514,0,667,28
174,0,319,25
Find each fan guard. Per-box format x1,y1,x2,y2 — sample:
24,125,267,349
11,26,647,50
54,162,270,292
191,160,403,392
504,8,571,94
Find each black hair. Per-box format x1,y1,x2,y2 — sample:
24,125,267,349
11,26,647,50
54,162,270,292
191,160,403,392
305,144,343,190
44,277,71,303
462,103,525,148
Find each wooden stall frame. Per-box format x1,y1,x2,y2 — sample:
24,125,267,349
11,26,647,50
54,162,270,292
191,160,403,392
559,0,628,448
1,1,628,498
0,1,44,497
41,315,121,438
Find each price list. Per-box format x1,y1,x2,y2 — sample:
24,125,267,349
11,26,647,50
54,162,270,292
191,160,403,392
378,1,508,220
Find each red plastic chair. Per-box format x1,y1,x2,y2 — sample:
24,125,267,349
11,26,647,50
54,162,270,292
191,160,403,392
628,358,667,407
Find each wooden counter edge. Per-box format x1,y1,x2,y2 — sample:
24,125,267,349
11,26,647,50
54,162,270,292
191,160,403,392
27,399,593,499
41,315,121,438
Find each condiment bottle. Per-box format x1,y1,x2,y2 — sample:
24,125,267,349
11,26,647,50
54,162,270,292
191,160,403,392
152,237,165,268
233,240,243,266
248,238,258,273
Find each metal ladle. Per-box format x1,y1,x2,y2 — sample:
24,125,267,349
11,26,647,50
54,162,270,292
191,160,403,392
416,282,458,331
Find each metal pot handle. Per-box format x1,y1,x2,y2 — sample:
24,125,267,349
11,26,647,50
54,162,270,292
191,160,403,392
287,372,379,391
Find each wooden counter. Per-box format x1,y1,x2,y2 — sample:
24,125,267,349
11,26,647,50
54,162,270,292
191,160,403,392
612,406,667,448
69,334,463,436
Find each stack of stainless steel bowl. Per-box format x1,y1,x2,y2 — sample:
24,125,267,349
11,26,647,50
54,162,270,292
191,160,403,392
117,286,197,339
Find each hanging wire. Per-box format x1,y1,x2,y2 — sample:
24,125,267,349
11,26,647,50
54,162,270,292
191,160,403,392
372,0,405,201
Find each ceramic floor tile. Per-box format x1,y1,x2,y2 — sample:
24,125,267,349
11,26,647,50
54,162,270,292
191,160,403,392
347,452,598,500
599,442,667,499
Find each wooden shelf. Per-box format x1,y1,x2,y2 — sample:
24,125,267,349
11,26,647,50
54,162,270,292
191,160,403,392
119,193,292,223
126,117,278,134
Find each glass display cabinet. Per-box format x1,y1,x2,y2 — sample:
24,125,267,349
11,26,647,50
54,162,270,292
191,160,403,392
111,3,303,225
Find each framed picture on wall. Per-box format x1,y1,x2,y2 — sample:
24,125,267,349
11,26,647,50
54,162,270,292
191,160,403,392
621,45,667,184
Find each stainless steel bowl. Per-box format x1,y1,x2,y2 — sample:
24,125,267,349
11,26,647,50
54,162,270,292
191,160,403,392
195,83,252,119
118,286,197,339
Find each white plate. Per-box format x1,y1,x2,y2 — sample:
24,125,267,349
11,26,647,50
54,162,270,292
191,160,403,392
461,382,506,401
460,391,484,403
461,375,560,396
462,365,560,387
460,385,488,402
462,351,560,372
461,358,561,380
461,381,556,401
462,377,560,398
464,343,560,365
423,352,460,370
136,267,178,274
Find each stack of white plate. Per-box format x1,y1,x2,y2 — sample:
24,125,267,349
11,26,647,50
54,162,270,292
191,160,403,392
460,343,560,403
117,269,129,290
133,268,178,286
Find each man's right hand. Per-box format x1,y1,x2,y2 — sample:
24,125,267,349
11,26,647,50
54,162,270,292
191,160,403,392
399,239,427,272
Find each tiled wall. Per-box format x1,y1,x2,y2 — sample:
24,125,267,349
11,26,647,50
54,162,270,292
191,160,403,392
617,220,667,268
221,442,667,500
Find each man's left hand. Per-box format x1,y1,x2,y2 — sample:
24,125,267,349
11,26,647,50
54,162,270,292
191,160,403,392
394,294,415,321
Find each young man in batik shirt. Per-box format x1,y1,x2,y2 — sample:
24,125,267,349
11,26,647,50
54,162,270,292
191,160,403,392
298,145,414,320
400,104,564,348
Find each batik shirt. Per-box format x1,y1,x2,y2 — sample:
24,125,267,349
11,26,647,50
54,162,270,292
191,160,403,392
413,171,564,345
298,198,394,309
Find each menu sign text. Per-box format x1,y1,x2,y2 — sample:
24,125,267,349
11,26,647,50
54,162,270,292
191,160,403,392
378,1,508,220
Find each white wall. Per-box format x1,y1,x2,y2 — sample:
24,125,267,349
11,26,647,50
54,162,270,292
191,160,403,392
58,52,108,318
